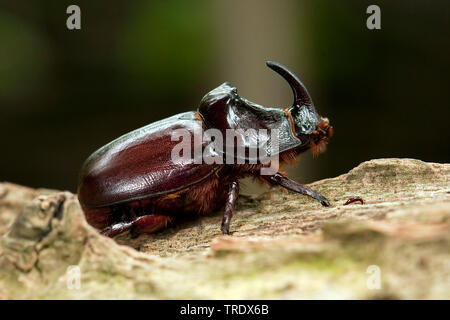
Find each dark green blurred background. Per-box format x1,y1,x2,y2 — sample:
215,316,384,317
1,0,449,193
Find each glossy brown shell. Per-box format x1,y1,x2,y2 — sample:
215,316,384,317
77,112,221,209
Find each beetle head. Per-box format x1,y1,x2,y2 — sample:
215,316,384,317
266,61,333,155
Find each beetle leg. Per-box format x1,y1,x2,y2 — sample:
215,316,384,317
262,172,330,207
221,180,239,235
344,196,364,205
132,214,172,234
100,221,134,237
100,215,172,238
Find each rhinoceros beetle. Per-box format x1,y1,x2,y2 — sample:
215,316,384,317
77,61,333,237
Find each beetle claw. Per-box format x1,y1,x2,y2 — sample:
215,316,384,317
320,197,331,207
344,196,364,205
221,223,230,235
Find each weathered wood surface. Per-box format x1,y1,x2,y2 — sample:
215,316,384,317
0,158,449,299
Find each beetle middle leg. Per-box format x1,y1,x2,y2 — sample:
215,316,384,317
221,180,239,235
261,172,330,207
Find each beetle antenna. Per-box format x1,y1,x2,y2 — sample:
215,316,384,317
266,61,313,108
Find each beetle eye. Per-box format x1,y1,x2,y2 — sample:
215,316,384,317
292,106,318,135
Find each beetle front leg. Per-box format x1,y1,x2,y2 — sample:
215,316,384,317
101,221,134,237
221,180,239,235
101,214,171,238
261,172,330,207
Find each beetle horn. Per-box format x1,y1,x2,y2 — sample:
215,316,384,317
266,61,313,108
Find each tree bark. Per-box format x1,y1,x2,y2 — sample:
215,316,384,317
0,158,449,299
